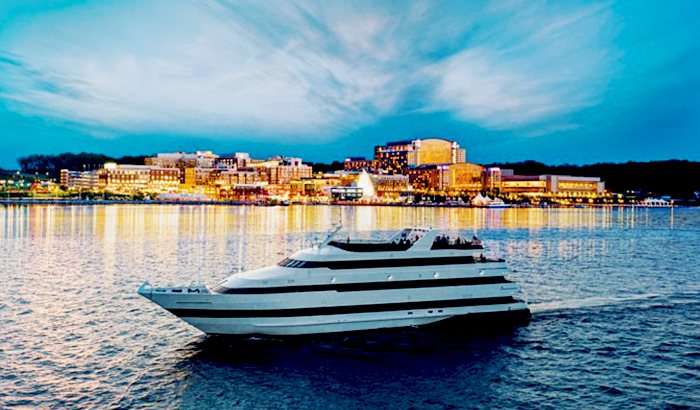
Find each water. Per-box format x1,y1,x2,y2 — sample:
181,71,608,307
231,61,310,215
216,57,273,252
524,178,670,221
0,205,698,409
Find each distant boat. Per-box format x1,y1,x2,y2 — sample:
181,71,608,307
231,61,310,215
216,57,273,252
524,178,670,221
485,198,510,208
639,198,672,207
471,193,511,208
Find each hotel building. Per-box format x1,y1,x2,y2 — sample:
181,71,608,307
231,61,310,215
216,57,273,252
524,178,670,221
407,162,484,193
97,163,180,193
251,157,312,185
374,138,466,174
145,151,219,183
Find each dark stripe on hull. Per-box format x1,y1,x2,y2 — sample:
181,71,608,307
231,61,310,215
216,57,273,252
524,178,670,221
167,296,520,318
204,309,532,339
277,255,504,270
213,276,510,294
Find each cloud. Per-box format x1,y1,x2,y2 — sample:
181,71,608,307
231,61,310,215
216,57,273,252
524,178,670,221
425,2,615,131
0,0,617,141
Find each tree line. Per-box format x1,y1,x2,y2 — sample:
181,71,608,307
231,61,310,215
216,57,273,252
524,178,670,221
17,153,149,178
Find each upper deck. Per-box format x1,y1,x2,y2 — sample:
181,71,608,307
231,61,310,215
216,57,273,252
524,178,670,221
327,227,483,253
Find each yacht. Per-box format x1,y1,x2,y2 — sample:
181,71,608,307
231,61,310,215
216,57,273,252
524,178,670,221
138,228,529,336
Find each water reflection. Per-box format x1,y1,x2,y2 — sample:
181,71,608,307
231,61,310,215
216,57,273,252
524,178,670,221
1,204,696,409
172,326,524,409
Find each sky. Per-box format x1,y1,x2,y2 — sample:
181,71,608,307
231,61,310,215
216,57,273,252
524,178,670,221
1,0,699,168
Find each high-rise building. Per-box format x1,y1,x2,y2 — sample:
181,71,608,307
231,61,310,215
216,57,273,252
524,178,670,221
374,138,466,174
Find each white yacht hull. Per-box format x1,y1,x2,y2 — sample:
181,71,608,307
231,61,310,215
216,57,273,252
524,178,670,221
139,268,529,336
177,302,529,336
138,228,530,337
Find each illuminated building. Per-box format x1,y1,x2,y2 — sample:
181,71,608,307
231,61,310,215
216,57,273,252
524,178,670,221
97,163,179,192
344,157,379,172
545,175,605,195
498,173,605,196
145,151,219,183
448,163,484,192
409,139,466,166
374,138,466,174
217,169,263,186
485,167,511,192
216,152,252,169
290,176,341,197
184,168,220,187
407,164,450,191
330,186,364,201
218,184,267,201
407,162,484,193
374,140,413,174
60,169,99,190
372,174,411,198
251,157,312,185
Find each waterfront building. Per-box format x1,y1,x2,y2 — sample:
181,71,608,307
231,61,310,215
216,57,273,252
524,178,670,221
374,138,466,174
290,175,342,198
216,169,263,186
371,174,411,198
407,162,485,193
251,157,312,185
406,164,450,191
60,169,99,190
97,163,180,193
330,186,364,201
218,184,267,201
145,151,219,183
448,163,485,192
485,167,511,193
184,167,221,187
498,173,605,196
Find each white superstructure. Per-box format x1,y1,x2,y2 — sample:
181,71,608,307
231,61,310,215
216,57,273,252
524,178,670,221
138,228,529,336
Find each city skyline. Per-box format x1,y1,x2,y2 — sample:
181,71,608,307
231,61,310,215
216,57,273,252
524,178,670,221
2,1,700,169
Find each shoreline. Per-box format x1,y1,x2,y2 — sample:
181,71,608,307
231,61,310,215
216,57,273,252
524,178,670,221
0,198,681,208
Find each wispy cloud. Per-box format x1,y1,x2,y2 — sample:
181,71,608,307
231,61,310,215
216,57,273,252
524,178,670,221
0,0,616,140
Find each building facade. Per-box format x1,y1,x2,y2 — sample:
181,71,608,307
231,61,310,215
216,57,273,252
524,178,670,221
374,138,466,174
498,173,605,196
145,151,219,183
60,169,99,190
344,157,379,172
448,163,484,192
97,163,180,192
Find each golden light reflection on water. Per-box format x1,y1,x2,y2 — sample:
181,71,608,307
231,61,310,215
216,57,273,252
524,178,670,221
0,204,680,281
0,204,681,240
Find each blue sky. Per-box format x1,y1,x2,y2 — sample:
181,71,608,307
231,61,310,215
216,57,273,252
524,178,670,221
1,0,699,168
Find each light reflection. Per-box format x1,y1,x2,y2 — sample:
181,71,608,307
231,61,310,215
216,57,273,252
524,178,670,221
0,203,692,406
